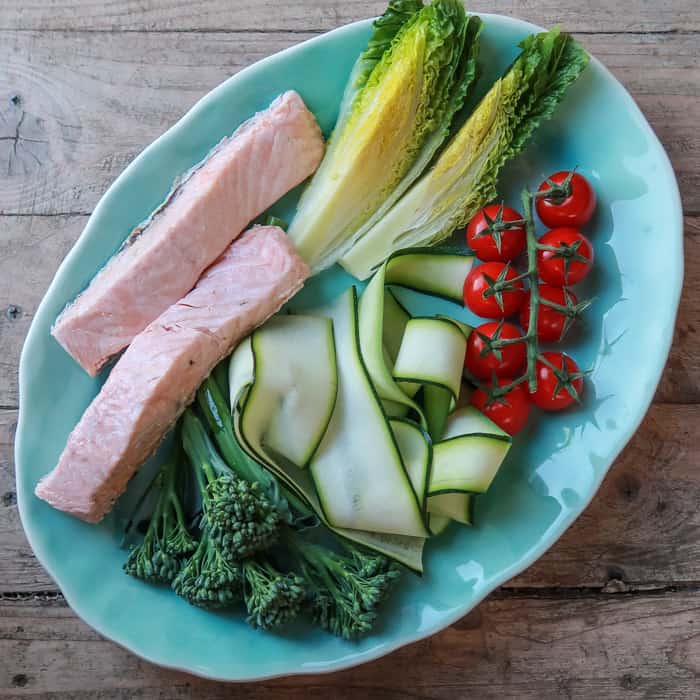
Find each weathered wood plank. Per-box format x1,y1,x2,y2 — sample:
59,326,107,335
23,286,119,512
0,30,698,217
1,0,699,33
511,403,700,588
0,216,78,408
1,591,699,697
4,403,700,592
656,216,700,405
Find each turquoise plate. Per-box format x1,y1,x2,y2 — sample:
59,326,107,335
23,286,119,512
16,14,682,680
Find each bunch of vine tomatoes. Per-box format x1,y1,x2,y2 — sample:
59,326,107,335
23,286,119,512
462,170,596,435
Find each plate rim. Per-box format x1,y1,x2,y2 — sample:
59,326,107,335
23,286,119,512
14,12,684,682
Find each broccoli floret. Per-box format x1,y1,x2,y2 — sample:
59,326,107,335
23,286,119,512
124,458,196,584
242,559,306,630
289,538,401,640
171,519,243,609
206,476,279,560
182,410,280,561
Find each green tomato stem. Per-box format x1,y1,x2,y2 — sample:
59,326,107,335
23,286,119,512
522,189,540,394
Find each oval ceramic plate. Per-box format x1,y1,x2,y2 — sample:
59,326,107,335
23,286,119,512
16,14,682,681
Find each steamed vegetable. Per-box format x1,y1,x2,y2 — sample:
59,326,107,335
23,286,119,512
241,559,306,630
228,251,515,552
148,387,403,632
357,248,473,423
308,289,429,538
341,29,590,279
288,0,482,270
181,410,281,561
123,457,196,584
287,536,401,640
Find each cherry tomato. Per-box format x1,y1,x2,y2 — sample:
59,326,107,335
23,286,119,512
466,204,526,262
536,171,596,228
465,322,526,380
520,285,578,343
471,378,531,435
532,352,584,411
463,262,526,319
537,228,594,286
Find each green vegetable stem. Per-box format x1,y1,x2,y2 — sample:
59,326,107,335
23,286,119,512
181,410,280,561
123,456,196,584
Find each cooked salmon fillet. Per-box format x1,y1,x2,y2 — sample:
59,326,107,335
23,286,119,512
36,226,309,523
53,91,323,376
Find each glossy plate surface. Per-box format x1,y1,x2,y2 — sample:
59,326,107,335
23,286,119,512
16,14,682,681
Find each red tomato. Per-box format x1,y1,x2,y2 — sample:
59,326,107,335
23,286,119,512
537,228,594,286
464,322,526,380
471,378,531,435
466,204,526,262
520,285,578,343
532,352,584,411
463,262,526,319
536,171,596,228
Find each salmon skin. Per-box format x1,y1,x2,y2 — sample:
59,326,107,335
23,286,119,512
36,226,310,523
52,91,323,376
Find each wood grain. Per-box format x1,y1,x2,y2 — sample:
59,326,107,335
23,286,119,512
3,403,700,593
1,0,699,33
0,30,698,217
1,591,699,698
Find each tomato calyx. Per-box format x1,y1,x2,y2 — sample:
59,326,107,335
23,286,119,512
539,288,592,338
534,169,576,205
472,203,526,256
536,352,588,404
468,373,526,409
481,263,526,313
537,237,591,282
474,321,523,364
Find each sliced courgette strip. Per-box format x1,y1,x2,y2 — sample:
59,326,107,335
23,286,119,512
423,384,452,442
358,265,424,420
428,433,511,495
383,248,474,303
357,248,473,426
427,492,473,525
246,315,338,468
392,317,467,400
443,405,508,439
383,289,411,367
228,327,426,572
428,513,451,536
390,418,432,529
309,288,428,538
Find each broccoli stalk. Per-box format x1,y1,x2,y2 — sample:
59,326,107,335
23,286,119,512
181,410,280,561
286,536,401,640
195,376,269,486
124,457,196,584
242,559,306,630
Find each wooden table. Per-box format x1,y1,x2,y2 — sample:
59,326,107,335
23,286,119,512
1,1,698,697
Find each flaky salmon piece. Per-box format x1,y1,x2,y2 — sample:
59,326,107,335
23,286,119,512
53,91,323,376
36,226,309,523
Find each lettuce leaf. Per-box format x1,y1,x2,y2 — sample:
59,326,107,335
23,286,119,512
341,29,590,279
288,0,481,271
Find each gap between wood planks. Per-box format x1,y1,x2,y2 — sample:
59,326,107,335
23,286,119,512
3,582,700,603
